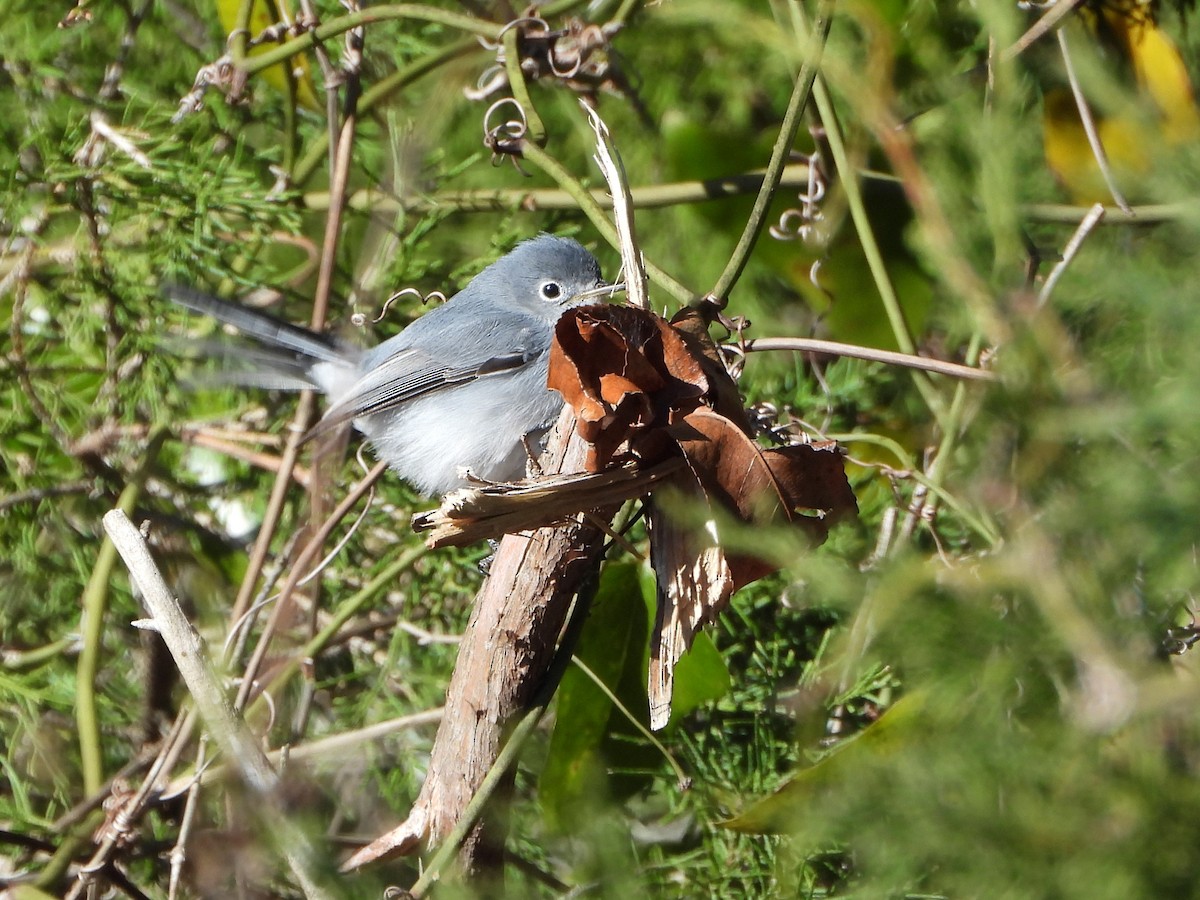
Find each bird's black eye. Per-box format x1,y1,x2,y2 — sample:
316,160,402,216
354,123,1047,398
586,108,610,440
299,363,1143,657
540,280,562,301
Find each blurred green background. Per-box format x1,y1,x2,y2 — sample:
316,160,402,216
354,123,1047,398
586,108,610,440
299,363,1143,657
4,0,1200,896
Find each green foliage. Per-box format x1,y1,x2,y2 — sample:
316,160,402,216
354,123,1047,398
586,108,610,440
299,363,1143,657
541,562,650,829
541,562,730,832
5,0,1200,897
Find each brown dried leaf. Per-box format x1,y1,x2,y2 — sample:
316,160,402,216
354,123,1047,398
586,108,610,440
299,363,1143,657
548,305,709,470
761,442,860,526
669,306,751,430
646,409,858,727
669,407,857,586
550,308,859,732
646,473,734,731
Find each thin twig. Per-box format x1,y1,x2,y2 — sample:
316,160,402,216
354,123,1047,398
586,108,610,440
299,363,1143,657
0,480,97,512
65,713,193,900
394,621,463,645
168,736,207,900
503,26,547,145
0,164,840,279
517,140,695,303
228,0,254,68
239,5,498,77
806,69,950,427
309,162,821,213
289,9,357,746
226,395,316,627
297,0,342,174
1023,202,1192,224
1001,0,1086,62
741,337,996,381
165,708,444,793
226,529,304,666
237,542,429,730
895,331,1002,552
309,11,363,334
583,103,647,309
234,460,388,712
1057,28,1132,214
1037,202,1106,308
76,429,168,796
188,434,310,486
705,0,834,309
569,655,690,787
281,708,443,763
103,510,337,900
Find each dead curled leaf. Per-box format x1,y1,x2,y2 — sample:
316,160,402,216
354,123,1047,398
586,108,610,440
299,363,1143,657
547,304,709,470
645,472,733,730
548,305,857,557
667,406,858,587
548,304,859,729
645,409,858,728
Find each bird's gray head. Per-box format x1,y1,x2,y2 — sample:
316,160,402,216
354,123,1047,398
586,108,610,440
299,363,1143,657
476,235,607,322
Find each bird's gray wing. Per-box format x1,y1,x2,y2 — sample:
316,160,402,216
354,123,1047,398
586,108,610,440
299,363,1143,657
304,327,542,440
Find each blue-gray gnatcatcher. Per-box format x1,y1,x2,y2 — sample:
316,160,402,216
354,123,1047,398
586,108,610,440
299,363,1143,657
167,235,613,496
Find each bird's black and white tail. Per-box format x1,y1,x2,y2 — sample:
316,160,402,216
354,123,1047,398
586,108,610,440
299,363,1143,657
164,284,351,392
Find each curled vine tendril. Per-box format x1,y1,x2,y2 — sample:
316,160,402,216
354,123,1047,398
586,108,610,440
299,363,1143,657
349,288,448,328
769,151,827,244
483,96,529,160
465,14,624,103
768,151,835,303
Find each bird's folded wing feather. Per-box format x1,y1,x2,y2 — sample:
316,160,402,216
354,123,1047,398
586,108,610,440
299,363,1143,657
305,344,535,439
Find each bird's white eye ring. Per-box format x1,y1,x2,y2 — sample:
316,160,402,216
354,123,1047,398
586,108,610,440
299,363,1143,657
539,280,562,301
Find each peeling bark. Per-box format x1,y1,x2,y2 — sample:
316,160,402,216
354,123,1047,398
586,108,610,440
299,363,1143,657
345,407,614,871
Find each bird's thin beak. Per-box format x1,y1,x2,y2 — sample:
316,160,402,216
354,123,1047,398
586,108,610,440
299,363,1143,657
570,282,627,304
